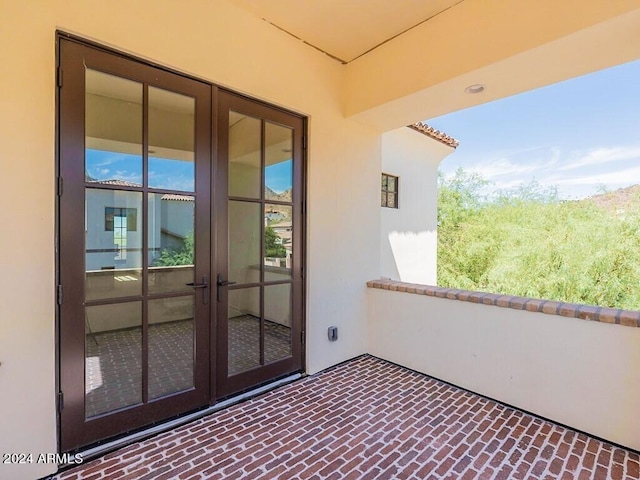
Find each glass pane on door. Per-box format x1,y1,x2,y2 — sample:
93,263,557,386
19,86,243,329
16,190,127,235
228,201,261,284
228,288,261,375
265,122,293,201
148,296,195,399
264,204,292,281
85,189,143,301
264,284,292,363
228,111,261,199
148,87,195,192
148,193,195,294
85,69,143,185
85,302,142,418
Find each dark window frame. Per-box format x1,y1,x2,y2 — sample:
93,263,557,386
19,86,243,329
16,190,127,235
105,207,137,231
381,173,399,209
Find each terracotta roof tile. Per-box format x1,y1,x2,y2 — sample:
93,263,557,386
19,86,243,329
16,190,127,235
87,179,143,187
161,193,194,201
86,179,194,201
408,122,459,148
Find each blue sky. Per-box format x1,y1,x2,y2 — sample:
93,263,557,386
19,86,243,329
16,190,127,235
428,59,640,200
265,160,292,193
86,150,196,192
86,150,143,184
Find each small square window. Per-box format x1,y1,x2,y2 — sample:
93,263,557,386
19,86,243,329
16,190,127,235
105,207,137,231
381,173,399,208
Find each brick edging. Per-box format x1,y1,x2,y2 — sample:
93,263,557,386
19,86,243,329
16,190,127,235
366,279,640,328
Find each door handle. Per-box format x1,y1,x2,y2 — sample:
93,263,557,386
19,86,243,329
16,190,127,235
216,274,237,302
186,275,208,304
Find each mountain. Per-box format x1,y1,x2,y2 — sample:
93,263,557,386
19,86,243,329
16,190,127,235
265,186,292,202
584,184,640,214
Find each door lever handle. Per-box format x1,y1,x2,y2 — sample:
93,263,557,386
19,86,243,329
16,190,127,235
216,274,237,302
186,275,208,304
216,274,237,287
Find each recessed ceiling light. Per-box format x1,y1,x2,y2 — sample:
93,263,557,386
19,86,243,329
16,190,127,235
465,84,485,94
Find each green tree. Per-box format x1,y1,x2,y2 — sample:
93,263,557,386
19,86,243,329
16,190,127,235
437,168,489,228
494,178,558,206
437,168,640,310
265,226,286,258
437,168,493,289
152,232,194,266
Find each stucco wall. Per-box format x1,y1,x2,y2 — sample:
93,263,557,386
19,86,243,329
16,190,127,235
368,288,640,452
0,2,379,478
380,128,453,285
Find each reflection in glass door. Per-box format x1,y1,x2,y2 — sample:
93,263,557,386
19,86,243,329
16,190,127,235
216,92,304,398
59,39,211,451
59,37,306,451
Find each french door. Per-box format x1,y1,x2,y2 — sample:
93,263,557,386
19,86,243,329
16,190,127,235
215,92,304,398
58,39,212,451
58,37,304,452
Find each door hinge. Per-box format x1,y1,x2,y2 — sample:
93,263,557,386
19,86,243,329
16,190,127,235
57,67,63,88
57,177,63,197
301,266,305,278
57,285,63,305
302,135,307,150
57,392,64,412
301,201,306,215
300,330,305,344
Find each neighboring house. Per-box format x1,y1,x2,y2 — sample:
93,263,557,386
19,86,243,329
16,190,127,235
270,220,293,253
2,2,640,479
85,181,195,271
380,123,459,285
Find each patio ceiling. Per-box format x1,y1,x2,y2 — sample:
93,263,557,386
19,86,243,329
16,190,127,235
234,0,640,132
231,0,462,64
344,1,640,130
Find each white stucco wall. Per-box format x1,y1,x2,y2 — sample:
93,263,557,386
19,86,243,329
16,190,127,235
0,2,379,478
368,288,640,452
380,127,453,285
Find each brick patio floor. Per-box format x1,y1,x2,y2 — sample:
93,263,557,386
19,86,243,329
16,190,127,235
51,355,640,480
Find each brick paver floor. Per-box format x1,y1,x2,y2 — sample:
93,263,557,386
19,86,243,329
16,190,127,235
85,316,291,416
52,355,640,480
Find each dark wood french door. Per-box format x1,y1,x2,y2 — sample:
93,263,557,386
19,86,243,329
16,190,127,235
58,38,212,451
215,92,304,398
58,37,304,451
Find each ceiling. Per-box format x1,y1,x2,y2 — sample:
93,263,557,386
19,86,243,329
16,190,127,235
233,0,463,63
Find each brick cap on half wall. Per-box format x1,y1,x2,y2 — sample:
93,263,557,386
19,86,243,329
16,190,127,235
367,279,640,328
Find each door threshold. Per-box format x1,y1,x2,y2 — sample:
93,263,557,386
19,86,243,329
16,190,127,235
60,372,303,469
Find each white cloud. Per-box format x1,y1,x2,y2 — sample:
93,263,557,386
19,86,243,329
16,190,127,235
442,144,640,200
442,158,545,180
557,146,640,171
466,158,542,179
551,164,640,186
